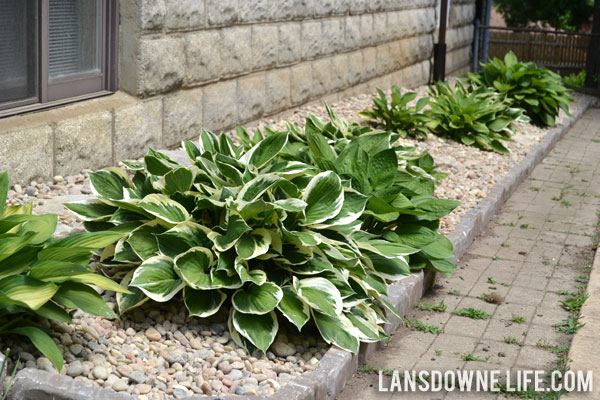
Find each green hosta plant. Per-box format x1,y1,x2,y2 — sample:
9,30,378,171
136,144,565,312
0,172,127,371
68,124,455,355
358,86,430,139
425,81,528,154
466,51,573,126
236,110,460,273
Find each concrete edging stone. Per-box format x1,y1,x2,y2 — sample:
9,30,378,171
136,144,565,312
5,98,595,400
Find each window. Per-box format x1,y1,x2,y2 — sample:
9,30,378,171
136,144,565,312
0,0,118,117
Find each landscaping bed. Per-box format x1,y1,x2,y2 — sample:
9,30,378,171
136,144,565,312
2,66,595,400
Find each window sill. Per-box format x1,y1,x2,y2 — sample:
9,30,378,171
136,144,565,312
0,91,114,119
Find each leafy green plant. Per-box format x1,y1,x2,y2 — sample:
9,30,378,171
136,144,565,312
462,353,487,362
554,315,584,333
415,300,447,312
453,308,491,320
563,70,586,88
358,86,430,139
504,336,519,344
406,319,443,334
0,350,18,400
466,51,573,126
424,81,528,154
0,172,127,372
67,118,457,355
511,314,526,324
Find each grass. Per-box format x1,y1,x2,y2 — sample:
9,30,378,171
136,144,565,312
487,277,510,287
504,336,519,345
416,300,447,312
575,275,589,283
555,289,569,296
542,259,552,265
561,288,589,313
360,364,395,376
448,289,460,295
435,349,442,356
453,308,491,320
529,186,541,191
511,314,526,324
462,353,488,362
560,200,572,207
492,255,500,260
501,242,510,247
519,223,530,229
406,319,443,334
554,315,585,333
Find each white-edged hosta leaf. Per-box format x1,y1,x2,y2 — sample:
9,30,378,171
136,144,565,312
301,171,344,225
16,214,58,244
315,190,368,227
312,310,360,353
0,275,58,310
116,270,149,315
234,262,267,285
208,213,251,252
345,307,385,342
271,198,307,212
365,250,410,281
184,287,226,318
127,223,162,260
139,194,190,224
228,309,258,354
53,282,117,318
357,239,419,258
232,309,278,353
237,174,281,202
277,286,310,331
156,221,213,259
89,169,131,200
64,201,117,222
232,282,282,314
164,167,194,194
293,276,343,316
235,228,272,260
240,131,288,169
130,256,183,302
0,232,35,263
173,247,214,290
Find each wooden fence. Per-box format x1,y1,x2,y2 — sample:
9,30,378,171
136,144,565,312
475,26,596,75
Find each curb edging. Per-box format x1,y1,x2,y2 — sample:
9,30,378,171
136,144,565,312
5,97,595,400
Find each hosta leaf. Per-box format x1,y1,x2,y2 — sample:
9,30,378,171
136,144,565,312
345,307,384,342
89,169,130,200
0,245,38,279
184,287,226,318
47,231,123,250
209,213,252,252
235,228,272,260
65,201,117,222
156,221,212,259
0,214,57,245
130,256,183,302
242,132,289,169
271,198,307,212
164,167,194,194
0,232,35,263
234,263,267,285
127,223,162,260
33,301,72,323
6,326,64,371
294,277,343,316
68,273,131,294
53,282,117,318
139,194,190,224
365,250,411,280
316,190,368,227
232,309,278,353
302,171,344,225
173,247,214,290
0,275,58,310
368,149,397,190
232,282,282,314
312,311,359,353
237,174,281,202
277,286,310,330
116,270,149,315
0,171,8,216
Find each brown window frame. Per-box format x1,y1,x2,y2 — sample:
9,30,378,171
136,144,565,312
0,0,118,118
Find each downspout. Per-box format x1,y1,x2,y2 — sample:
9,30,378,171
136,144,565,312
433,0,450,81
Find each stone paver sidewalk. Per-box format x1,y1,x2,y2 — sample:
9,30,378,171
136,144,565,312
338,108,600,400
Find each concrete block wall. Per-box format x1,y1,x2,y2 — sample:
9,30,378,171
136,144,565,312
0,0,476,184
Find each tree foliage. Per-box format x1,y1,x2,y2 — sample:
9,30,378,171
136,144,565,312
493,0,593,32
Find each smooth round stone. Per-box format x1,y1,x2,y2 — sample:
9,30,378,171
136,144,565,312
129,372,147,384
69,344,83,356
112,379,129,392
137,384,151,394
92,366,109,380
145,328,162,342
271,341,295,357
228,369,243,380
37,357,57,373
67,361,84,377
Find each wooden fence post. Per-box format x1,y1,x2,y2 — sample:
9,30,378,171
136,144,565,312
585,0,600,88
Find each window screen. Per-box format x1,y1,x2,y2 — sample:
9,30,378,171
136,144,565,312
0,0,38,105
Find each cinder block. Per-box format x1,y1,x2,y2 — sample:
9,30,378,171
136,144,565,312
206,0,268,26
344,15,362,50
163,88,204,147
140,0,166,30
278,23,302,65
138,36,185,96
346,51,364,85
164,0,205,31
301,21,323,60
114,98,162,161
252,24,279,70
220,26,252,77
362,47,377,80
54,111,113,175
312,58,333,98
290,63,313,105
267,0,311,21
185,30,222,84
265,68,292,114
330,53,349,91
0,125,53,183
321,19,344,56
359,14,374,46
202,80,238,132
237,73,266,123
372,13,388,44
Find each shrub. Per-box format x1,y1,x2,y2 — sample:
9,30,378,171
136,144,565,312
563,70,586,88
466,51,572,126
68,117,458,355
424,81,528,154
358,86,430,139
0,172,126,371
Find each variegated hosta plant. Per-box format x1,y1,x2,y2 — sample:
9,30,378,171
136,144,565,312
68,129,443,354
0,171,127,372
236,109,460,273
